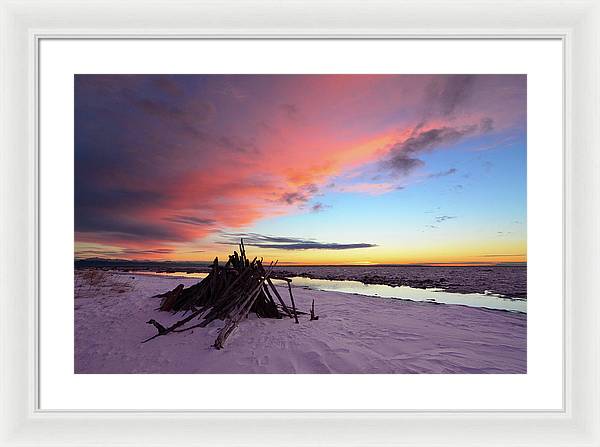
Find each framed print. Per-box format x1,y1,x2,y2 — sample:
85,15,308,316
44,40,559,412
1,1,599,446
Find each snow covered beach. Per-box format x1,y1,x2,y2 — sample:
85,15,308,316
75,270,526,374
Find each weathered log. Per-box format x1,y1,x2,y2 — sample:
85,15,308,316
214,286,263,346
213,265,274,349
154,283,183,299
310,299,319,321
158,284,184,311
262,284,283,318
266,277,293,317
287,282,299,324
199,270,258,325
146,319,167,334
142,303,207,343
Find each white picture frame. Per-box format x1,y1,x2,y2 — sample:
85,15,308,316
1,0,598,445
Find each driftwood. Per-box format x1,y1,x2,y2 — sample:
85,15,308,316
266,277,293,317
142,240,308,349
155,284,184,311
310,299,319,321
287,281,299,324
213,264,275,349
146,319,167,334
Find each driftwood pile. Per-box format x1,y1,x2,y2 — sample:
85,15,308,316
143,240,315,349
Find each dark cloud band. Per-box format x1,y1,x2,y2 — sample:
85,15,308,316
219,233,376,251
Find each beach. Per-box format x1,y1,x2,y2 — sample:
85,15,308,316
75,270,527,374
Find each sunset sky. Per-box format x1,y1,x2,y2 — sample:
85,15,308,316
74,74,526,265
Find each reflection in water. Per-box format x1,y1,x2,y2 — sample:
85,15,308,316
128,270,526,313
275,277,526,313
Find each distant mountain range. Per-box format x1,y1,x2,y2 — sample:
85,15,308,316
74,258,214,269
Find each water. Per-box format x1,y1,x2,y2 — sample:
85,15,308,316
127,270,526,313
276,276,526,313
274,264,527,299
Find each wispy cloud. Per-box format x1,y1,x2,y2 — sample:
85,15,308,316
277,183,319,205
164,215,216,226
427,75,476,117
219,233,377,251
383,124,480,177
75,247,176,259
428,168,457,179
478,253,524,257
310,202,330,213
435,215,457,223
382,108,496,179
336,182,399,195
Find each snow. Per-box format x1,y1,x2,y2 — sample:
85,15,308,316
75,270,526,374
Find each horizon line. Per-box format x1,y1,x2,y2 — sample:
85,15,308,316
74,257,527,267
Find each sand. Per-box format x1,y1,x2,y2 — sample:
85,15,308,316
74,271,526,374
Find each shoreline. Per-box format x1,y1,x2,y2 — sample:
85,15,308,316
77,263,527,300
273,266,527,299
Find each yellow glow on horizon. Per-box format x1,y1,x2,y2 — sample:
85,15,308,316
76,237,526,266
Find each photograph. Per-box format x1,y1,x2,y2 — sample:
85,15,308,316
74,74,527,374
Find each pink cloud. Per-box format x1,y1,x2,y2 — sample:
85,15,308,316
75,75,526,258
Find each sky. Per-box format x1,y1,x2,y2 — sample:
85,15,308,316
74,74,526,265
